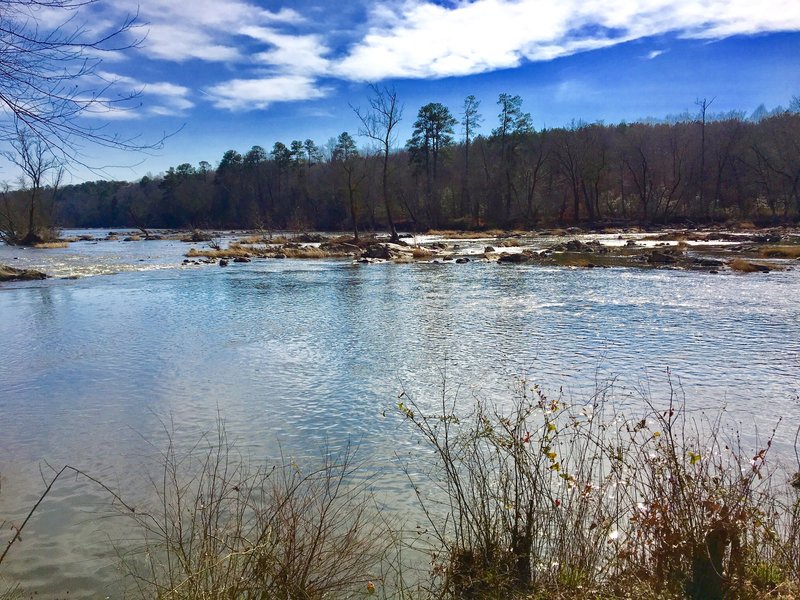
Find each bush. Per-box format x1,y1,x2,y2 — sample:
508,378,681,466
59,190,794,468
397,379,800,599
122,423,384,600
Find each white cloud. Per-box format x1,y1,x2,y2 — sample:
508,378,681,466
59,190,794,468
334,0,800,80
76,0,800,112
205,75,329,111
106,0,305,63
93,71,194,117
241,26,332,74
646,50,665,59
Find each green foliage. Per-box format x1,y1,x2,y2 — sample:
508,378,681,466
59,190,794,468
407,102,457,169
492,93,533,139
332,131,359,162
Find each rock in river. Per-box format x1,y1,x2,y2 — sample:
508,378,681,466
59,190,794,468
0,265,47,282
498,252,533,264
647,251,678,264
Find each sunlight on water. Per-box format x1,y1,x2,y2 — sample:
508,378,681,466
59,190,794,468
1,232,799,597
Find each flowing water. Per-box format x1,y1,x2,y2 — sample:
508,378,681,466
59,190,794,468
1,232,799,597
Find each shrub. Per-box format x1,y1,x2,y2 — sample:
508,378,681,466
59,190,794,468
122,423,383,600
397,379,800,599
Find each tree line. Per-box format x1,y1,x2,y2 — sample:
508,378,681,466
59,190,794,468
6,89,800,241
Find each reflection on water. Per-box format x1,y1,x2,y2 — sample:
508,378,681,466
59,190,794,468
0,234,799,597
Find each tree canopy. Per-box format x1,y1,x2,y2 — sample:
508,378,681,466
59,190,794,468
14,92,800,236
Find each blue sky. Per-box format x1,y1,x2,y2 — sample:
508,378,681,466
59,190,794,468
7,0,800,183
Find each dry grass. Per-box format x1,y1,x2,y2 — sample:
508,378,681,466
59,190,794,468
187,244,259,259
269,235,293,244
33,241,68,248
642,232,692,242
734,220,758,230
427,229,511,239
281,246,329,259
412,247,434,259
189,241,357,260
758,245,800,259
729,258,779,273
238,234,272,244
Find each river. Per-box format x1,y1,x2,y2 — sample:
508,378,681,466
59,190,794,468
1,230,798,597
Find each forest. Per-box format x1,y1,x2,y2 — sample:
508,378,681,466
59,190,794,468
7,92,800,238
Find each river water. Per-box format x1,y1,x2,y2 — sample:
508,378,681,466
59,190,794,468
1,231,799,597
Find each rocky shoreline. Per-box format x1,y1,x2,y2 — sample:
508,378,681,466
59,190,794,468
2,226,797,282
176,227,799,274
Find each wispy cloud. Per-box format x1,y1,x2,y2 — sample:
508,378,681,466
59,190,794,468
94,71,194,117
334,0,800,80
205,75,330,111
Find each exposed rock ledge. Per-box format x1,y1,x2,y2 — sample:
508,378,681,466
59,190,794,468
0,264,47,282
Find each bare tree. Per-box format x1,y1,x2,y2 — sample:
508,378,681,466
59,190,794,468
695,97,715,218
461,95,482,224
1,121,64,244
0,0,160,165
352,85,403,241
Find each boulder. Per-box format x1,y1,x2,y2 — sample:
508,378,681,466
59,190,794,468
362,244,393,259
566,239,591,252
693,258,724,267
361,243,411,260
320,242,359,254
552,239,600,253
219,259,229,267
647,251,677,264
455,257,470,264
752,233,782,244
498,252,533,264
484,246,496,253
233,257,251,263
0,265,47,282
294,233,326,243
